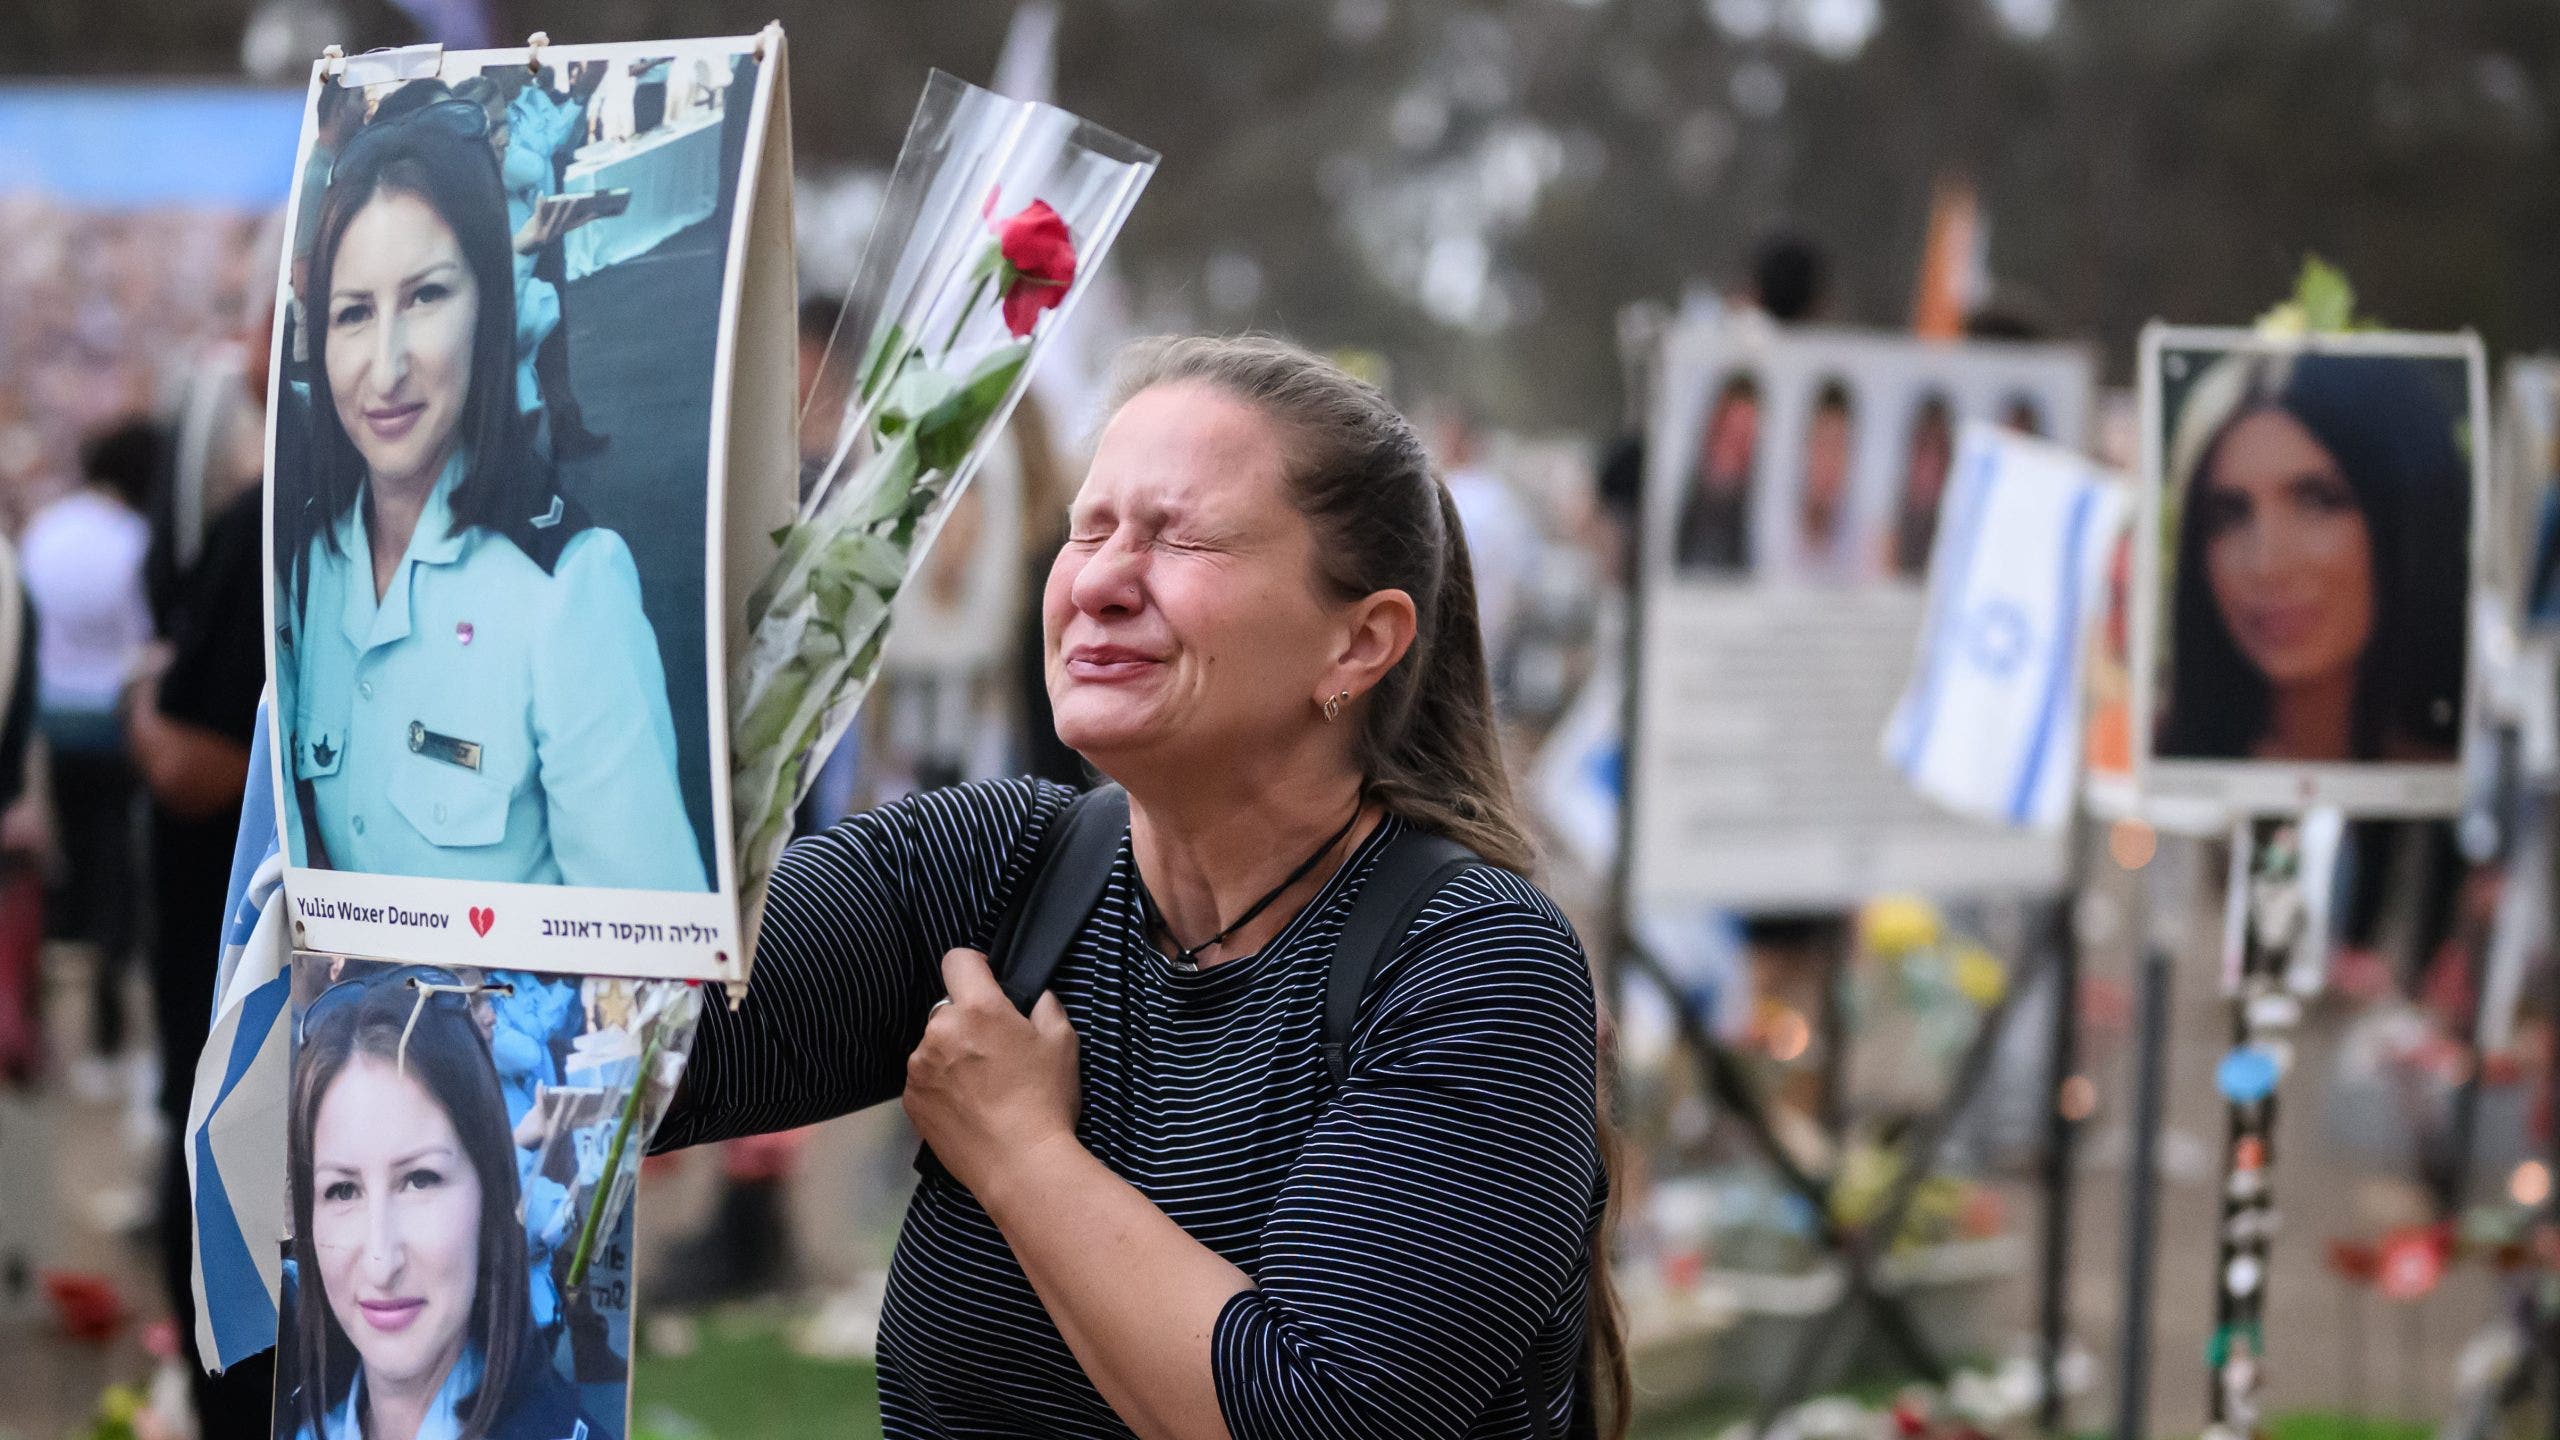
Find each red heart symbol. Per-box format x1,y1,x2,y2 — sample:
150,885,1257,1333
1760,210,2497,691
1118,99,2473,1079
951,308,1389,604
469,907,494,938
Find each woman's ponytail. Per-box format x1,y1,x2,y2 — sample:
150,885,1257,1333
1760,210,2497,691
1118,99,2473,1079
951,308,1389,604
1355,479,1534,871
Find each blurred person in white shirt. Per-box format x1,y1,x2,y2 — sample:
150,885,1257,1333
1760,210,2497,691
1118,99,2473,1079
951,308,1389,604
1433,414,1539,704
20,419,156,1084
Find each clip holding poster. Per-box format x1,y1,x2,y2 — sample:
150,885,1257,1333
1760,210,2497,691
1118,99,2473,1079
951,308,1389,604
331,42,446,86
263,32,796,982
2131,325,2489,819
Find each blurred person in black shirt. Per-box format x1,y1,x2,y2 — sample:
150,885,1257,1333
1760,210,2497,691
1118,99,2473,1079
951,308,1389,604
123,315,282,1440
0,538,40,1085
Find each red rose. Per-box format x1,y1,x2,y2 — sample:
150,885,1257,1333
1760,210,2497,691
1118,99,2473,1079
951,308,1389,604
995,200,1077,337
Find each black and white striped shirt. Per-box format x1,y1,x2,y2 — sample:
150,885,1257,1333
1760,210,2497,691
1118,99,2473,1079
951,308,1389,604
657,778,1603,1439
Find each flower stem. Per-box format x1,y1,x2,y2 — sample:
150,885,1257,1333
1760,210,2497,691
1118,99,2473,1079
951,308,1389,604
943,271,993,353
565,1017,665,1290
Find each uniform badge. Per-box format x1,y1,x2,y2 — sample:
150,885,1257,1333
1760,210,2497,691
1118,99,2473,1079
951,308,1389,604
408,721,484,772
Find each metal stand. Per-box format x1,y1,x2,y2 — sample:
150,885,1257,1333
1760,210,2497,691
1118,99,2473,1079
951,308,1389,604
1815,917,1855,1144
2038,871,2086,1437
1619,941,1955,1394
1746,939,2063,1431
2542,811,2560,1440
2111,941,2173,1440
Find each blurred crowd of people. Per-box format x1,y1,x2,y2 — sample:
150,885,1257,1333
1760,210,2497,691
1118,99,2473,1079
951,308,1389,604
0,189,281,1435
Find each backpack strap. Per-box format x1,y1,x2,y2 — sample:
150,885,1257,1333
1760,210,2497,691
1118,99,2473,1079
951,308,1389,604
987,783,1129,1010
1322,825,1474,1088
1322,828,1575,1440
915,783,1126,1186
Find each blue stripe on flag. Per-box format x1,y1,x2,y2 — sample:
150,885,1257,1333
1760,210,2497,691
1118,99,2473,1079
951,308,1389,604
214,970,288,1102
194,1119,275,1364
2007,483,2101,825
197,973,289,1366
219,713,277,957
1891,443,2000,773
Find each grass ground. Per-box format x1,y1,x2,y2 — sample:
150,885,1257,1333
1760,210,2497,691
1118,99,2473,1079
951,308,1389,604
627,1314,2444,1440
631,1315,881,1440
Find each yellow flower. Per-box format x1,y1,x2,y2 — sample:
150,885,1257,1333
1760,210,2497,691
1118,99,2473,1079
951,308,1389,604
1861,895,1940,956
1953,946,2007,1006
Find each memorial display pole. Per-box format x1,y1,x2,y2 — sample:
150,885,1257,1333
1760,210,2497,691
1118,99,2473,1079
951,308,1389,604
2112,931,2174,1440
2036,836,2086,1438
2543,760,2560,1440
2204,817,2311,1440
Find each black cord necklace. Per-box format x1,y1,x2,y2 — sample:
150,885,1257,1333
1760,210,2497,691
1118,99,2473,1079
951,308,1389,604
1138,799,1365,971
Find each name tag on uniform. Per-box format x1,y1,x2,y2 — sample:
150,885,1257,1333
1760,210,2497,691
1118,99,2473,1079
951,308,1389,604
408,720,483,772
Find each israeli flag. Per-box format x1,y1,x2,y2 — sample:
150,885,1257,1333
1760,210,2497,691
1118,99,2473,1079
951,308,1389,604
185,693,290,1370
1885,423,2129,832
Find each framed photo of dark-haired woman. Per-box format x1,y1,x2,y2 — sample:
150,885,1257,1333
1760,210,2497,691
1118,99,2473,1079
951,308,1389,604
263,34,798,980
274,953,701,1440
2134,325,2487,817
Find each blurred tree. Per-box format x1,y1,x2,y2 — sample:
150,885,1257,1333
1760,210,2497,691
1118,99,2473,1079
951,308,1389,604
8,0,2560,431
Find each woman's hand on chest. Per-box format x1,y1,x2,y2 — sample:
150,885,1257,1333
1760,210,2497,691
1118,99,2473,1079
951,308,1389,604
903,947,1084,1199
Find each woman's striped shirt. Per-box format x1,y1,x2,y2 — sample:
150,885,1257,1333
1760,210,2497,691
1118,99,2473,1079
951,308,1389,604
655,778,1604,1439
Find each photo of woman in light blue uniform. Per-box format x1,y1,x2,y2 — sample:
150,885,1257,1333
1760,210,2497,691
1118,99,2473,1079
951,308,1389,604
282,966,604,1440
277,92,707,892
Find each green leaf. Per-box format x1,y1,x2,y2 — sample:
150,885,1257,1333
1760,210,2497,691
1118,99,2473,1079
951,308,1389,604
735,665,812,758
854,433,922,527
2294,255,2356,333
857,321,908,406
823,528,906,591
2256,254,2378,336
914,341,1032,473
811,568,857,619
745,513,827,631
877,366,962,437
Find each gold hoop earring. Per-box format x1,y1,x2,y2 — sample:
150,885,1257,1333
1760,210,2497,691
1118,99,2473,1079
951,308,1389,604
1322,690,1350,723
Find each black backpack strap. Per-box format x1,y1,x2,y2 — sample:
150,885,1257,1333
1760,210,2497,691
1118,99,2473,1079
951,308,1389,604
916,783,1127,1186
1322,828,1571,1440
987,782,1129,1011
1321,826,1474,1088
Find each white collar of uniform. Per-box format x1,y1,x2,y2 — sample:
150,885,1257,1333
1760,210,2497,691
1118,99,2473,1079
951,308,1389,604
335,451,470,652
322,1342,485,1440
